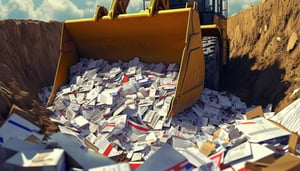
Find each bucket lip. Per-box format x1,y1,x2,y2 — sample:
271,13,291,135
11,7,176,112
64,8,192,24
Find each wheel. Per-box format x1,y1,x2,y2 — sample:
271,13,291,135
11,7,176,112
202,36,221,90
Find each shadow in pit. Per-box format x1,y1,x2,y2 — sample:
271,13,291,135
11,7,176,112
220,54,290,109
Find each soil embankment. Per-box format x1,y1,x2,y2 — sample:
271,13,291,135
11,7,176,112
224,0,300,112
0,20,61,132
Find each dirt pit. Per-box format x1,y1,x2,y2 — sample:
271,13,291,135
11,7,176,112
223,0,300,112
0,20,61,132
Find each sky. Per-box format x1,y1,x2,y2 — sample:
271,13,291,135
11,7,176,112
0,0,260,21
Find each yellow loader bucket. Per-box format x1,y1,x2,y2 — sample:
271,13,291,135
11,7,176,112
47,0,205,118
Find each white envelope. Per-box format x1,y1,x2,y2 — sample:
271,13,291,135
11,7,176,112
0,113,41,143
223,141,252,165
236,117,290,143
136,144,192,171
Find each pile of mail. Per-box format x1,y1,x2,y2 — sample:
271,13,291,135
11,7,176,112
47,57,178,130
2,57,300,170
270,98,300,134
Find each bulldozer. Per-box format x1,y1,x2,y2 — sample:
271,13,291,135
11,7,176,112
47,0,229,118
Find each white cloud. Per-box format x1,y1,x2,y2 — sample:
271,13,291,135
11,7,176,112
1,0,35,19
0,1,8,18
0,0,261,21
33,0,84,21
0,0,85,21
11,0,34,12
98,0,112,8
127,0,143,13
84,0,109,17
85,0,143,13
83,0,143,17
229,0,260,16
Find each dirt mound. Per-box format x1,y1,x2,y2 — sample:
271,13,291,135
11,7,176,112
224,0,300,112
0,20,62,132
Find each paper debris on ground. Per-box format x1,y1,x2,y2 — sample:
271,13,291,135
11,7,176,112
222,143,275,170
223,141,252,165
136,144,194,171
236,117,290,143
0,113,41,144
270,98,300,134
21,55,300,170
88,162,132,171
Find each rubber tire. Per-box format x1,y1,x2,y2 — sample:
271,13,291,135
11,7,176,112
202,36,220,90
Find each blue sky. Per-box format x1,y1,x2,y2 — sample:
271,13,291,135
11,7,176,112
0,0,260,21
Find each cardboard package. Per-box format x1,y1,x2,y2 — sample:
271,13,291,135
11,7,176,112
199,141,216,156
245,106,265,120
4,148,65,171
0,108,41,144
245,153,300,171
245,128,300,171
288,132,300,155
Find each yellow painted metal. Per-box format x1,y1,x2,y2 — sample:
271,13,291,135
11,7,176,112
47,2,205,118
47,26,79,106
200,24,218,29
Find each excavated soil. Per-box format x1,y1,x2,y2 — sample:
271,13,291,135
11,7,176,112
223,0,300,112
0,20,61,132
0,0,299,132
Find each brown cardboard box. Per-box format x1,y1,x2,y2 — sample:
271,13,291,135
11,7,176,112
8,104,29,117
245,154,279,171
213,128,230,142
245,106,300,154
199,141,216,156
288,132,300,155
245,153,300,171
246,106,265,120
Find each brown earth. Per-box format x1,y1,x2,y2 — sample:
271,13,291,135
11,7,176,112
0,0,299,132
0,20,61,133
223,0,300,112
